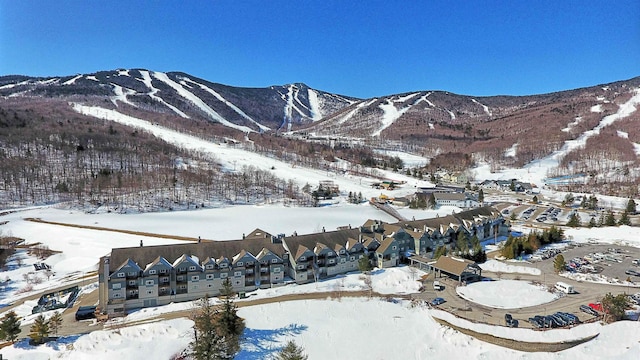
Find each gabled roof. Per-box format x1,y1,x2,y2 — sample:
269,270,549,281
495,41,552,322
232,249,256,264
112,258,141,274
376,237,397,254
256,247,279,261
295,245,313,260
313,242,329,255
144,256,173,272
173,254,202,270
245,228,273,240
432,256,480,276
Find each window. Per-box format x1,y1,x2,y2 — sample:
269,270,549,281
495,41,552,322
234,271,242,277
271,258,278,263
328,259,335,264
159,269,167,274
189,266,196,271
392,246,397,250
300,256,306,261
350,256,355,261
177,275,184,281
221,273,228,279
273,267,281,273
219,263,228,268
112,283,121,289
237,262,243,267
147,290,154,294
205,264,214,270
191,275,199,281
128,271,137,277
297,265,305,270
117,272,124,278
328,252,334,256
128,280,137,286
234,280,241,286
145,280,154,285
206,274,214,280
149,269,157,275
208,284,213,288
179,285,187,289
113,293,121,298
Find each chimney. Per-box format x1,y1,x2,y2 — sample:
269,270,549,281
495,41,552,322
322,226,325,233
140,240,143,247
242,233,245,240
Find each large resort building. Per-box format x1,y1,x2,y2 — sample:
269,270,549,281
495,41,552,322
98,207,509,315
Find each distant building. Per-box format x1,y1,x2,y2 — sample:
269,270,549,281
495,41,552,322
433,193,479,208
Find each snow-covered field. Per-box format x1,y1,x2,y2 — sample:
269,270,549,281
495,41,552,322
2,203,640,359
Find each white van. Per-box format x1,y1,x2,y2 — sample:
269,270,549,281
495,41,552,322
433,281,442,291
555,282,574,294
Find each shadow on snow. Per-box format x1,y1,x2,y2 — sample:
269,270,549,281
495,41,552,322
236,323,308,360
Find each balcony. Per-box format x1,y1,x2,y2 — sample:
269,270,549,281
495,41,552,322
158,287,171,296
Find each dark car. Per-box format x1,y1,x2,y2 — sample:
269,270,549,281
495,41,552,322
505,313,518,327
430,297,446,306
75,305,97,321
580,304,599,316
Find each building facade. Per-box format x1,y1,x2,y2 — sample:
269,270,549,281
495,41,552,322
98,207,508,315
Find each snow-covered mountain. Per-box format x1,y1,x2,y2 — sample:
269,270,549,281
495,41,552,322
0,69,357,133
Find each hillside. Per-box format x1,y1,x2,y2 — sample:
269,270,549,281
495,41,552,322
1,70,639,208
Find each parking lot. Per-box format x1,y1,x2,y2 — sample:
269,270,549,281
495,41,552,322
414,243,640,329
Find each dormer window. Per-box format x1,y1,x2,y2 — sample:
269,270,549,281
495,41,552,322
271,258,278,263
149,269,157,275
300,256,306,261
237,262,243,267
189,266,196,271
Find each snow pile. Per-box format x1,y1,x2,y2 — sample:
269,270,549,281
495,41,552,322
457,279,559,309
479,260,541,275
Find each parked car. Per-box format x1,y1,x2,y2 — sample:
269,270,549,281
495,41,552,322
505,313,518,327
75,305,97,321
430,297,446,306
580,304,599,316
625,269,640,276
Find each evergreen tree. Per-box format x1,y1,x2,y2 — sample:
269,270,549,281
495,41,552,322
601,292,630,323
626,198,637,214
532,195,538,204
357,192,363,203
48,311,62,336
478,189,484,204
597,212,605,227
358,256,373,272
553,254,566,273
29,314,49,345
433,245,447,259
348,191,353,204
190,295,224,360
605,210,617,226
215,279,245,360
618,211,631,226
566,212,581,227
0,310,21,343
588,217,597,228
275,340,309,360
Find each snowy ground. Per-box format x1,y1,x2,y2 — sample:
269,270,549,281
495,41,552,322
2,204,640,358
457,279,559,309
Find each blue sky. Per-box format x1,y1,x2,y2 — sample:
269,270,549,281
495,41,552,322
1,1,638,98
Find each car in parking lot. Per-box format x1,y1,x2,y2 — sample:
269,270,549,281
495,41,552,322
580,304,599,316
504,313,518,327
625,269,640,276
430,297,446,306
75,305,97,321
